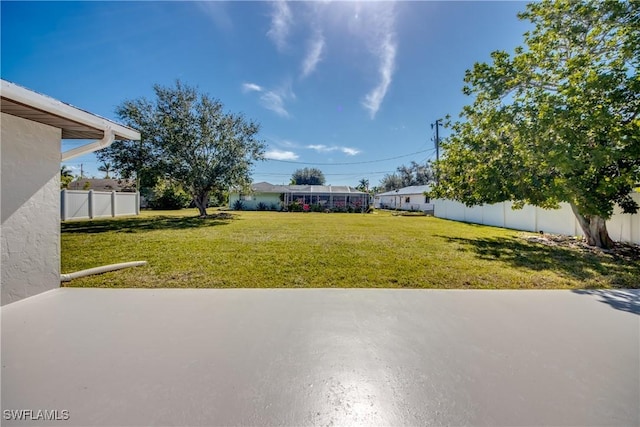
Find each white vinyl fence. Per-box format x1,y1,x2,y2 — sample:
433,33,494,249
433,192,640,245
61,190,140,221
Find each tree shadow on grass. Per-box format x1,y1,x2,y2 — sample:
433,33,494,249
438,235,640,288
572,289,640,315
62,213,237,234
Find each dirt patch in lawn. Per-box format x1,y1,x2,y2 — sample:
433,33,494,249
520,233,640,262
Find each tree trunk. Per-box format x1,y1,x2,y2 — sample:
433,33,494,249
193,192,209,218
569,203,615,249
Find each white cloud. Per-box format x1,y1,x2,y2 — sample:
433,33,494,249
306,145,360,156
243,81,295,118
307,144,332,152
267,1,293,52
259,2,398,119
301,30,325,78
362,32,396,119
260,91,290,117
341,147,360,156
242,82,263,93
357,3,398,119
265,149,299,160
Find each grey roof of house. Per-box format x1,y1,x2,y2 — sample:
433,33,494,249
249,182,367,195
376,185,432,197
68,178,135,192
250,182,289,193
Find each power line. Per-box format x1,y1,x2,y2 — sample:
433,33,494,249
265,149,435,165
255,170,397,177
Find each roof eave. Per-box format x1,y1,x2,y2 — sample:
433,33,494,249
1,79,140,141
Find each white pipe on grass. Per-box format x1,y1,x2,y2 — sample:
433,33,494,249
61,261,147,282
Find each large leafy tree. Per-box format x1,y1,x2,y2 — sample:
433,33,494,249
291,167,326,185
431,0,639,248
379,173,403,192
98,81,265,217
379,161,435,191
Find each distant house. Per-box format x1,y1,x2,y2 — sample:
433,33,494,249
374,185,434,212
229,182,371,211
68,178,135,192
1,79,140,305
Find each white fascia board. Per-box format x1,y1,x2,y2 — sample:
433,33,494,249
61,130,115,162
1,80,140,141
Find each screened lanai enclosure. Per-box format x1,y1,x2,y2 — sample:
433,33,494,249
284,185,370,210
229,182,371,211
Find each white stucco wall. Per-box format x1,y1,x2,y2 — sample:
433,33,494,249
1,113,61,305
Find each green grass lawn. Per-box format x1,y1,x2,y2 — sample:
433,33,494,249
61,209,639,289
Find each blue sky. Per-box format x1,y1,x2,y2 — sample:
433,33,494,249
2,1,531,187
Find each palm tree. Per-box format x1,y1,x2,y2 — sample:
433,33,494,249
98,162,113,179
357,178,369,192
60,165,74,189
60,165,73,178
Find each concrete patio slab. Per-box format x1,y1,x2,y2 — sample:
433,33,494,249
2,288,639,426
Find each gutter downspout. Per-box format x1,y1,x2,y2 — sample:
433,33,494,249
61,127,115,162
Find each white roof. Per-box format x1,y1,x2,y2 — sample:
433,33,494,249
376,185,432,197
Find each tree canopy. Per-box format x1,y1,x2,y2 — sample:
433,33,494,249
98,81,265,216
291,167,326,185
379,161,435,191
431,0,639,248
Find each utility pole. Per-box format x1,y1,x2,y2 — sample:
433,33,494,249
431,119,442,184
80,163,84,179
434,119,440,163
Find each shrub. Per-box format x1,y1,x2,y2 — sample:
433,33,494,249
288,201,303,212
149,183,190,210
270,203,280,211
232,200,245,211
311,204,323,212
60,176,73,189
256,202,268,211
208,191,228,207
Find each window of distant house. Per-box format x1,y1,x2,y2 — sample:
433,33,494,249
241,195,252,201
405,197,410,203
425,196,430,203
